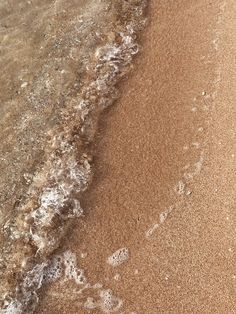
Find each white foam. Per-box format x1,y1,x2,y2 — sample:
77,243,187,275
145,223,159,238
40,187,67,208
20,82,28,88
146,206,173,238
1,300,22,314
84,289,123,313
84,297,97,310
175,180,186,195
159,212,168,224
107,248,129,267
44,255,63,283
63,251,86,285
70,199,83,218
22,262,47,291
159,206,173,224
114,273,121,281
80,252,88,259
99,289,123,313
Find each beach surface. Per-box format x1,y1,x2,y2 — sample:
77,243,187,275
36,0,236,313
0,0,235,313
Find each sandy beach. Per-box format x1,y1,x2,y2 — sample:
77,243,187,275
34,0,236,313
0,0,235,313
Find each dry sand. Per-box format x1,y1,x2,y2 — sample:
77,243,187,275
35,0,235,313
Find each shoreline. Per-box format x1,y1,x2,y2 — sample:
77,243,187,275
36,0,236,313
1,0,236,313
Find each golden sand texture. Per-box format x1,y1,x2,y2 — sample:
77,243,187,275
36,0,236,313
1,0,236,313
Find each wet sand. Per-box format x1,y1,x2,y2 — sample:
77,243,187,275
26,0,236,313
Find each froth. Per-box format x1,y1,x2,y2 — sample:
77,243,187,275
84,289,123,313
63,251,86,285
0,0,148,311
1,251,85,313
107,247,129,267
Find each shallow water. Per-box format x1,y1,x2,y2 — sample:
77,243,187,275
0,0,147,312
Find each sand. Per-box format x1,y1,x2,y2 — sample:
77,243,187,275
73,1,236,314
35,0,236,313
1,0,236,313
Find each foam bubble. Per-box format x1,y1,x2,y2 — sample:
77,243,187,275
114,273,121,281
44,255,63,283
63,251,86,285
145,224,159,238
99,289,123,313
40,187,67,208
1,300,22,314
22,262,47,291
175,180,186,195
159,206,173,224
84,297,97,310
107,248,129,267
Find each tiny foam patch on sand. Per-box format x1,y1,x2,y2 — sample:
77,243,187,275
107,247,129,267
84,289,123,313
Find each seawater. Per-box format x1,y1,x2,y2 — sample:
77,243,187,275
0,0,147,313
